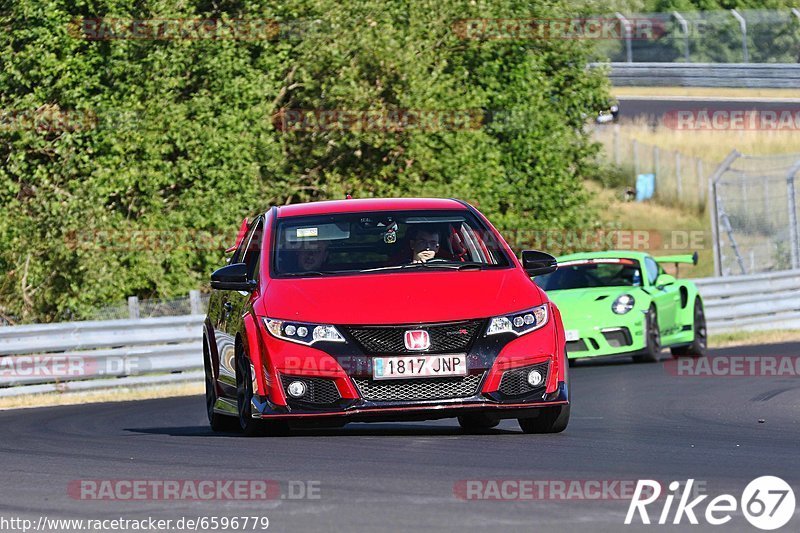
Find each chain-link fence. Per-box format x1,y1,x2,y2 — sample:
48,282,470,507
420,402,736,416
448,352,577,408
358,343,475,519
89,291,209,320
595,9,800,63
710,151,800,276
593,125,712,211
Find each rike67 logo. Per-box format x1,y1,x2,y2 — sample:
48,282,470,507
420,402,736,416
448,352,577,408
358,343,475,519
626,477,795,530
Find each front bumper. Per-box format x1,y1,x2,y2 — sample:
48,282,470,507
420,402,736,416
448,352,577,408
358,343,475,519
564,316,646,359
250,381,569,423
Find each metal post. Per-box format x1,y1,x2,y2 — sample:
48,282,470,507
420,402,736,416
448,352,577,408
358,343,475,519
672,11,690,62
708,150,741,276
653,145,660,196
675,151,682,200
696,159,704,202
128,296,140,320
730,9,749,63
633,139,640,176
615,12,633,63
786,160,800,269
190,290,202,315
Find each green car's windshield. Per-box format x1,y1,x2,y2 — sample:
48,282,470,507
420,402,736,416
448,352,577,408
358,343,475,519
272,210,511,277
535,259,642,290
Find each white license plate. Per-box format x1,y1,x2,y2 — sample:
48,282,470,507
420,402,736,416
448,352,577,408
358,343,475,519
565,330,580,342
373,354,467,380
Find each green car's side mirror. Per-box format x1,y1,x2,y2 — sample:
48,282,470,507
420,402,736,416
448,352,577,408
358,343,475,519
655,273,676,289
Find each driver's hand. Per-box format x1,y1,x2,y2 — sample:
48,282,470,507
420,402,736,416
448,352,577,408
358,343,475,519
413,250,436,263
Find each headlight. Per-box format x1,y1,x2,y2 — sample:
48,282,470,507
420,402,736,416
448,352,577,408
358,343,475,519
262,318,346,345
486,304,548,336
612,294,635,314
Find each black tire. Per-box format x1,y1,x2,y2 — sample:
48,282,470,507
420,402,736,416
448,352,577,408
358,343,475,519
236,348,288,437
518,404,570,434
671,299,707,358
204,341,238,432
633,305,660,363
458,413,499,433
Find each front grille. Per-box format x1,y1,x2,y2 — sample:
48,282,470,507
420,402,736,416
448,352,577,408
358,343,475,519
566,339,588,352
498,362,550,397
345,320,483,355
352,374,484,402
280,375,341,405
601,328,632,347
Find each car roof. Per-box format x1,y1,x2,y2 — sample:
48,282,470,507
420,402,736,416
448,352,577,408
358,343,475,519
275,198,467,218
556,250,650,263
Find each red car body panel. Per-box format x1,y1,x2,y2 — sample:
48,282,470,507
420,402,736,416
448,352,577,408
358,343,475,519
205,198,569,429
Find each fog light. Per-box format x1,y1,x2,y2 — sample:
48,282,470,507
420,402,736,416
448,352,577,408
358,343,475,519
527,370,543,387
287,380,307,398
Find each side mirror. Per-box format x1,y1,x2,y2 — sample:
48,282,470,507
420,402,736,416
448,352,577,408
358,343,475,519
521,250,558,277
211,263,256,291
655,273,676,288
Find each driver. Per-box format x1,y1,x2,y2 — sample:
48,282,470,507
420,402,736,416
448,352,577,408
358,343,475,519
297,240,329,271
408,227,441,263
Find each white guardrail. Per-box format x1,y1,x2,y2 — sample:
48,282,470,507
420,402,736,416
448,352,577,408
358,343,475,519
591,62,800,89
0,270,798,397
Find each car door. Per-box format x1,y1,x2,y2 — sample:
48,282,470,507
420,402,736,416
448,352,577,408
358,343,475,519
214,216,263,392
644,256,678,336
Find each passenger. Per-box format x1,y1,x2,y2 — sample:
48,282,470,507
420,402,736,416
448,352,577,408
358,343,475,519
408,227,441,263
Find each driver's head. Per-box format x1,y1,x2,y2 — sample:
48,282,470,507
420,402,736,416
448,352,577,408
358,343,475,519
409,227,440,263
297,240,329,271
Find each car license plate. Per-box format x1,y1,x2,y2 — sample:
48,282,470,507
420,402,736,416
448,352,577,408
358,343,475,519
565,329,580,341
373,354,467,380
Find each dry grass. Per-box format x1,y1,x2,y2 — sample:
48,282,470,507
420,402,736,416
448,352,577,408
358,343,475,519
608,120,799,164
586,181,715,278
0,381,203,410
708,329,800,349
612,87,800,99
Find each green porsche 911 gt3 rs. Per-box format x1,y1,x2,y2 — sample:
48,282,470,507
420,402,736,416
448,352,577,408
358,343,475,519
534,251,706,364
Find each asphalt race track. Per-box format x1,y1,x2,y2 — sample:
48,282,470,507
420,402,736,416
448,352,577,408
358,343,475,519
1,342,798,532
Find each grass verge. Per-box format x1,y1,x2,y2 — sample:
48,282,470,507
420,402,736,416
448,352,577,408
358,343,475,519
708,329,800,349
0,381,203,410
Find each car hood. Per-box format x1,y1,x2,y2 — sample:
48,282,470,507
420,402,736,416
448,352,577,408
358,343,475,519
263,269,544,325
546,286,642,322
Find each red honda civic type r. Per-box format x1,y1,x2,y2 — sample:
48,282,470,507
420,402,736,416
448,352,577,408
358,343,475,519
203,198,570,436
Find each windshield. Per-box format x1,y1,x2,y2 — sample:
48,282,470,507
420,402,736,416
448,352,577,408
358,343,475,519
272,210,510,276
535,259,642,290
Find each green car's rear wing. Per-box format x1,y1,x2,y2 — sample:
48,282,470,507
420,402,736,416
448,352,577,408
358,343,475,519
654,252,698,278
654,252,698,266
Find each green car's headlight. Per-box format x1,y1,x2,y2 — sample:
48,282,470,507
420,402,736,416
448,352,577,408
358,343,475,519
486,304,548,336
263,318,346,346
612,294,635,314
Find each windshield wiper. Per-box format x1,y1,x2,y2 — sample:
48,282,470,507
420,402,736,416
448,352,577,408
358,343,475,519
360,262,486,273
280,270,342,277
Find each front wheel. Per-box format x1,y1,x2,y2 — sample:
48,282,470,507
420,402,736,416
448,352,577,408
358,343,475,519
205,342,237,432
458,413,499,433
236,348,288,437
518,405,570,434
633,305,660,363
671,299,707,358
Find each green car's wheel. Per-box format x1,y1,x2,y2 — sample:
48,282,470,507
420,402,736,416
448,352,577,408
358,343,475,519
671,299,707,358
633,305,660,363
458,413,499,433
518,405,570,434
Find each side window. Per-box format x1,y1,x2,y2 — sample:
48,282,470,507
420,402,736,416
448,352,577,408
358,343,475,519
233,217,263,278
644,257,659,285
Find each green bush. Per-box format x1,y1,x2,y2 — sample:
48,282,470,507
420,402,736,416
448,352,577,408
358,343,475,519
0,0,609,322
